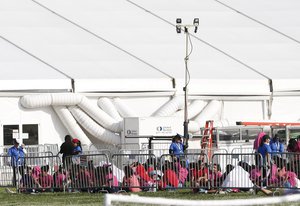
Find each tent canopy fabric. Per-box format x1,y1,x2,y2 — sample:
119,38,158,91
0,0,299,94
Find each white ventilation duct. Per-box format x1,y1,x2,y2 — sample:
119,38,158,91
53,106,91,145
188,120,201,133
174,100,207,119
78,97,122,133
21,93,122,133
21,93,84,108
193,100,223,127
98,97,122,121
69,106,121,145
113,98,137,117
152,96,184,117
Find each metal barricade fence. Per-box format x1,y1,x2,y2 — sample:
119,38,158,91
159,153,209,190
141,142,170,150
83,149,111,159
0,155,14,187
16,155,61,193
112,153,157,192
231,146,255,154
65,153,110,192
266,152,300,189
119,149,169,159
211,153,263,190
44,144,59,154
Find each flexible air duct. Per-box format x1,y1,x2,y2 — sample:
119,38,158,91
113,98,137,117
69,106,121,145
21,93,122,133
78,97,122,133
21,94,52,108
151,96,184,117
21,93,83,108
174,100,207,119
188,120,201,133
53,106,91,145
97,98,122,121
193,100,222,127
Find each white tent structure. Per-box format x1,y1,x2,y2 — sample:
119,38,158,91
0,0,300,147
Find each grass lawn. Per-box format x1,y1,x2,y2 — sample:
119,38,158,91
0,187,288,206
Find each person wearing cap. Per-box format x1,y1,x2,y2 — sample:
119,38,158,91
72,138,82,155
72,138,83,165
169,134,188,157
8,139,26,186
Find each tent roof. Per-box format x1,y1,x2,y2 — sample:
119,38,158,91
0,0,299,94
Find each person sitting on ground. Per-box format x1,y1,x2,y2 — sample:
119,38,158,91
38,165,53,192
122,165,142,192
277,165,297,188
161,161,179,189
210,163,222,188
103,164,119,193
178,160,188,187
131,161,153,188
53,165,66,192
19,166,38,193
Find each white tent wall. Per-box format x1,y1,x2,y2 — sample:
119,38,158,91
271,96,300,121
0,97,67,146
1,0,300,148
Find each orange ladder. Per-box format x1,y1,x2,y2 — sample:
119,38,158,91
201,120,214,161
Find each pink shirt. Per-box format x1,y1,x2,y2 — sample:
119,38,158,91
39,174,53,188
106,174,118,187
123,175,142,192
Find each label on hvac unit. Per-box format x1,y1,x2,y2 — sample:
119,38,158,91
156,126,172,135
126,129,138,136
124,117,183,137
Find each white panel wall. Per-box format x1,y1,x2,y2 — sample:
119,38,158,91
222,101,265,123
0,97,67,146
271,97,300,121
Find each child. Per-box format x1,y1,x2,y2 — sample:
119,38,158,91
72,138,82,164
122,165,142,192
38,165,54,192
72,138,82,155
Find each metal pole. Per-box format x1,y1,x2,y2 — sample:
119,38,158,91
183,27,189,140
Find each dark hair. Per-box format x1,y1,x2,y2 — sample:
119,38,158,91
65,135,72,142
260,135,270,147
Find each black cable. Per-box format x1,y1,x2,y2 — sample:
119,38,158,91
0,35,74,82
214,0,300,44
31,0,174,80
126,0,272,81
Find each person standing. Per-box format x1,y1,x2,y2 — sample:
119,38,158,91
8,139,25,186
270,134,284,157
59,135,74,167
169,134,188,157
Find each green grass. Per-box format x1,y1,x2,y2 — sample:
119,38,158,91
0,188,290,206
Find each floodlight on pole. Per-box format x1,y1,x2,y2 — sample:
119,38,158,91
176,18,199,141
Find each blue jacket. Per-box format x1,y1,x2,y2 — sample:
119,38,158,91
270,139,284,154
258,143,272,165
169,142,184,156
8,146,25,166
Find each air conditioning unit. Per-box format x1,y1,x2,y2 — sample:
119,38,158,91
124,117,183,138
